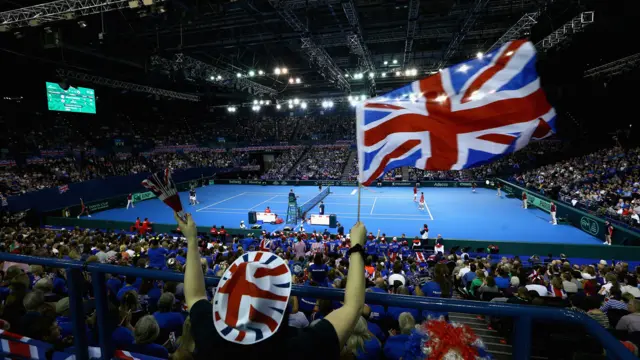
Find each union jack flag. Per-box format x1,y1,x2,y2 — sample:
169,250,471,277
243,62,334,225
356,40,556,186
213,251,291,345
415,252,426,263
259,238,272,252
58,184,69,194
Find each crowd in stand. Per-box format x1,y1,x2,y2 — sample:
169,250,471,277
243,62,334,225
263,147,306,180
0,218,639,359
297,115,356,142
513,146,640,228
290,146,351,180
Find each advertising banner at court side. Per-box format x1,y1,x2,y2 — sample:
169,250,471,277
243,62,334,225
132,191,156,202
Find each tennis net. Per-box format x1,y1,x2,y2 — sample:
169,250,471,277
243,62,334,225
298,186,330,219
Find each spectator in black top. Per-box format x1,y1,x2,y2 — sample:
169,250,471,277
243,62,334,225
175,212,367,360
319,201,325,215
337,222,344,236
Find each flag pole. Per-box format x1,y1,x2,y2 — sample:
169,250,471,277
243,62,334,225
357,182,362,222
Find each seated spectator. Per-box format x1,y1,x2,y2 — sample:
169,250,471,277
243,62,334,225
616,299,640,332
562,272,578,294
584,296,610,329
503,277,520,297
478,276,500,298
153,292,184,338
342,316,381,360
383,312,415,360
130,315,169,358
600,288,629,314
21,312,70,348
621,275,640,298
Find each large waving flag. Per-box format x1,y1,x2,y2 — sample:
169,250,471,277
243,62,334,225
356,40,556,186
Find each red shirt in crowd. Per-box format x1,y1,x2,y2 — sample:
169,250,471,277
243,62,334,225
210,227,218,236
522,193,527,200
551,204,556,212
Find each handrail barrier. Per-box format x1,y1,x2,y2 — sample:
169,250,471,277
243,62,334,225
0,252,634,360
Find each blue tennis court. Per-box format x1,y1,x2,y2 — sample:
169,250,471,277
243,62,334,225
89,184,602,245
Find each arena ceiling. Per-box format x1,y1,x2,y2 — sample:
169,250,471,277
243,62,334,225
0,0,635,109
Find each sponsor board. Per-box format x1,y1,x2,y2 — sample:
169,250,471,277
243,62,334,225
88,201,109,212
530,196,551,213
246,180,266,185
208,180,215,185
458,182,473,187
433,182,450,187
341,181,358,186
391,182,412,186
228,180,243,184
132,191,156,202
503,185,514,194
580,216,600,236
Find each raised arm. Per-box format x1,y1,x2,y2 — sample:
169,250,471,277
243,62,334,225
324,221,366,348
174,212,207,309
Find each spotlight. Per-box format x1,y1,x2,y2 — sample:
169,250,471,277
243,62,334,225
293,98,300,105
289,78,294,84
345,73,350,78
327,100,334,108
236,73,242,78
252,105,260,112
210,76,214,80
258,70,264,75
259,100,264,105
300,102,307,109
227,106,236,113
78,21,87,28
360,95,366,101
369,73,375,78
274,68,281,75
265,100,271,105
295,78,301,84
322,101,328,108
282,67,288,74
288,104,294,109
395,71,401,76
382,73,386,77
216,75,222,80
384,61,388,65
288,99,293,105
253,100,258,105
393,59,397,64
411,69,417,76
276,104,281,110
476,52,483,59
249,70,255,77
405,69,411,76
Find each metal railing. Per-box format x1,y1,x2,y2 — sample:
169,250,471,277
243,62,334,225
0,252,635,360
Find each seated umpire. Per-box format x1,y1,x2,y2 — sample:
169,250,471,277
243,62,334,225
175,212,367,360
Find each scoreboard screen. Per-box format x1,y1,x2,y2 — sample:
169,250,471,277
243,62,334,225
310,214,331,226
46,82,96,114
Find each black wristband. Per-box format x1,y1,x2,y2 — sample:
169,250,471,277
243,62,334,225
347,244,365,258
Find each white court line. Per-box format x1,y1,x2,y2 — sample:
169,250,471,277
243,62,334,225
196,192,248,212
370,197,378,215
425,202,434,220
239,192,407,199
248,195,281,210
350,189,357,195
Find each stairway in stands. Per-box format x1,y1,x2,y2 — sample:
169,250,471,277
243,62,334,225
284,146,311,178
448,292,514,359
341,150,357,180
448,293,547,360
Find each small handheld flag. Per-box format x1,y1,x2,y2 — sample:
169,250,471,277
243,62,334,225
58,184,69,194
141,169,186,221
356,40,556,186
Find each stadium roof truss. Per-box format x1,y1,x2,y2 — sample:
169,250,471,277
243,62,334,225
584,52,640,79
535,11,595,51
269,0,350,92
56,68,200,101
0,0,156,30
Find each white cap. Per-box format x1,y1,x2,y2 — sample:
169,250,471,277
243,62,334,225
599,260,607,265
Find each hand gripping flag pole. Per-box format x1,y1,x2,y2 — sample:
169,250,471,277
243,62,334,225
141,168,186,221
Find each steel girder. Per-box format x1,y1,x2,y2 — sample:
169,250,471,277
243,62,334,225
403,0,420,67
55,68,200,102
342,0,374,91
0,0,151,29
535,11,594,51
437,0,491,69
584,53,640,78
269,1,350,91
150,55,277,96
486,12,539,53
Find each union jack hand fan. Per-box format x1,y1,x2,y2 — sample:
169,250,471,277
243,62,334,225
141,169,186,221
